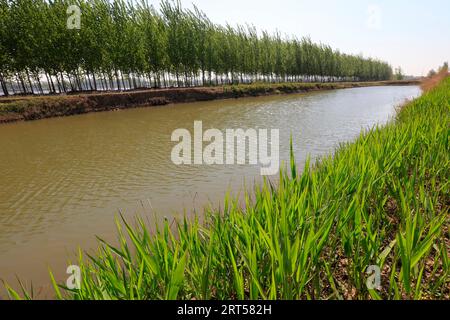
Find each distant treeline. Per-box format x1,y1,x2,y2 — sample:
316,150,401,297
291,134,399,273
0,0,393,96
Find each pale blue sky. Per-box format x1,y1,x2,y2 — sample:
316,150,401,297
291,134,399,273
147,0,450,76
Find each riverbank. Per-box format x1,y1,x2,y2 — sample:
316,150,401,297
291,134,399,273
0,80,420,124
5,77,447,300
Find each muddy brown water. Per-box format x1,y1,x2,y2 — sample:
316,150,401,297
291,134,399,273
0,85,421,298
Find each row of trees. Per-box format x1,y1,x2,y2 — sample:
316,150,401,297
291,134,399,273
427,62,449,78
0,0,393,96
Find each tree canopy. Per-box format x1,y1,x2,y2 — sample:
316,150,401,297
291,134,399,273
0,0,393,96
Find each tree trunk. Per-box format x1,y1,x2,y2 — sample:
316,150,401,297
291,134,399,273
0,73,9,96
92,73,98,91
67,74,75,92
26,71,35,94
121,72,126,90
17,74,26,94
35,74,44,94
54,73,62,93
46,73,55,94
60,72,67,93
115,70,121,91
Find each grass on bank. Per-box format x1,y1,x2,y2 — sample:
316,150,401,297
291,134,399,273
5,78,449,300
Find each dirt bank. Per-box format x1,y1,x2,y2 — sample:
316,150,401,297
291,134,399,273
0,80,421,124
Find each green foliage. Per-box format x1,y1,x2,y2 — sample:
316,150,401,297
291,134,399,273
0,0,393,96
